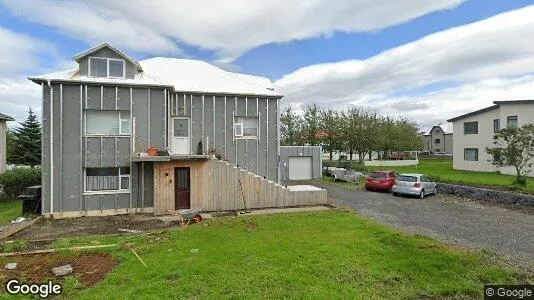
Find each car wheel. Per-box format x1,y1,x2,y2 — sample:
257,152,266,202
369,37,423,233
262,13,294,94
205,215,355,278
419,190,425,199
393,192,398,196
432,186,437,195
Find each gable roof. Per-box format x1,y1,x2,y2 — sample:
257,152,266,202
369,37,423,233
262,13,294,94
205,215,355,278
29,43,281,97
421,123,453,135
72,42,143,71
0,112,14,121
447,105,499,122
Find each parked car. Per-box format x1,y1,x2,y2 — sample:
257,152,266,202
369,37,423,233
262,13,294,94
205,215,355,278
365,170,397,192
391,173,437,198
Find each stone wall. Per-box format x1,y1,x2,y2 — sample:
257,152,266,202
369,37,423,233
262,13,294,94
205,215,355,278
437,183,534,205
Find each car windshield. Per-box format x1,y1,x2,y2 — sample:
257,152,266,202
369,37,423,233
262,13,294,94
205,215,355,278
396,175,418,182
370,172,386,178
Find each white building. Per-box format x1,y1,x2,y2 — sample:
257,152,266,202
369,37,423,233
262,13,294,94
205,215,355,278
420,123,453,154
447,100,534,176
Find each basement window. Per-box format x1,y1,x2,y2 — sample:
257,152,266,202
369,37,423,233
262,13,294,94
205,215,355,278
85,167,130,191
85,111,130,135
89,57,125,78
234,117,258,138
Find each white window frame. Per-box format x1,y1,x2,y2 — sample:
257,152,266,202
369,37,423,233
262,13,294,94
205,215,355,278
84,110,131,137
234,117,258,139
119,111,131,135
88,57,126,79
84,167,130,194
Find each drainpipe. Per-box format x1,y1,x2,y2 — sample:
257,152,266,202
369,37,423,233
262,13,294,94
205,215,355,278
47,80,54,217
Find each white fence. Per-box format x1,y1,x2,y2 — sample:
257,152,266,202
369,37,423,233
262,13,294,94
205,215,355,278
363,160,419,167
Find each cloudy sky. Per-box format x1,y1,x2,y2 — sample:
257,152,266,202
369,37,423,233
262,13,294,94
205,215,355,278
1,0,533,127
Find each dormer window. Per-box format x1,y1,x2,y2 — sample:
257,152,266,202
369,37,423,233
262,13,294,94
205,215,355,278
89,57,125,78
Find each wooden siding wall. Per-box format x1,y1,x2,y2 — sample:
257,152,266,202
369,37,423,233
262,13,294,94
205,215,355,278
153,158,327,215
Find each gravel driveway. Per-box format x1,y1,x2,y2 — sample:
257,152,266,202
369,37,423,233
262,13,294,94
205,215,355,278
305,180,534,269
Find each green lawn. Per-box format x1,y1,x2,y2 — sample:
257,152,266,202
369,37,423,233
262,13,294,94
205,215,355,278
366,159,534,194
0,200,22,226
5,210,525,299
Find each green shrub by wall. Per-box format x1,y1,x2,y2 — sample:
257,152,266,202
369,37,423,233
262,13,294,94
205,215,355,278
0,168,41,201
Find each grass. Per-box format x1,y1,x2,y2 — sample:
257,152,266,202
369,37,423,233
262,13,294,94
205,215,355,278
366,159,534,194
0,200,22,226
14,210,525,299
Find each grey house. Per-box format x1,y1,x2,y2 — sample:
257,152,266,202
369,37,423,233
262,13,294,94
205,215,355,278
29,43,288,218
0,113,15,173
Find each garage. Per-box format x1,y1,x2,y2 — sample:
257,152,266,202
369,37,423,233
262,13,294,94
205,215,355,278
280,146,322,181
288,157,313,180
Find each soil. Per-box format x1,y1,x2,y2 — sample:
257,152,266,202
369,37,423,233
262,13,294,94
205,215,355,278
9,213,180,241
0,252,116,291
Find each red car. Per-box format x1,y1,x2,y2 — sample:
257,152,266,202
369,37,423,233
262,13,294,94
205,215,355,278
365,170,398,192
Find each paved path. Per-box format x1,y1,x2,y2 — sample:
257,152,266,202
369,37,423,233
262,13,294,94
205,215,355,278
305,180,534,269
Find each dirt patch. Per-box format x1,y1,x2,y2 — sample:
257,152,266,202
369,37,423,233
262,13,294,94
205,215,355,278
0,252,116,291
9,213,179,241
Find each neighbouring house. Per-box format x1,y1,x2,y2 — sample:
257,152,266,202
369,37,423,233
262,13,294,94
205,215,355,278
29,43,326,218
280,146,322,181
447,100,534,176
420,123,453,154
0,113,15,173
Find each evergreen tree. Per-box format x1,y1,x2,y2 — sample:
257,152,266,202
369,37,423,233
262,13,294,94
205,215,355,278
11,108,42,167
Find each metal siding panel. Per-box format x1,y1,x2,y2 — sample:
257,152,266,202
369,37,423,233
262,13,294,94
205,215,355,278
117,193,130,209
130,162,140,208
103,86,116,110
204,95,214,150
117,137,131,166
101,194,115,210
236,96,246,116
86,85,101,109
267,99,278,181
102,137,116,167
247,97,257,117
143,162,154,207
117,87,130,110
226,98,236,164
214,96,226,156
61,84,83,212
149,89,166,149
84,194,101,211
191,95,203,154
132,88,148,151
85,137,101,167
257,98,267,178
42,85,51,213
52,84,62,212
236,140,246,169
247,141,257,172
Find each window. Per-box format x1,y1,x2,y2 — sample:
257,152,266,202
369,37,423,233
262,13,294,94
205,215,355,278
434,139,441,144
507,116,518,127
464,148,479,161
89,57,125,78
234,117,258,138
493,119,500,133
85,111,130,135
463,121,478,134
85,167,130,191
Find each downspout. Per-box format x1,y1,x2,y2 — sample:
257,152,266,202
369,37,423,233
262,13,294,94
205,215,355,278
47,80,54,217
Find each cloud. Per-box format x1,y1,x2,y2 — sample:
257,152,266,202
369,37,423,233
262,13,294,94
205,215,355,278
1,0,464,61
0,78,41,124
274,5,534,126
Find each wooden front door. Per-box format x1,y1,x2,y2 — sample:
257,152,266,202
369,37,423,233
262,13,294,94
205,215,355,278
174,167,191,209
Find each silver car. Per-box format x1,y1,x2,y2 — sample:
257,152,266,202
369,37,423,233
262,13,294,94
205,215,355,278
391,173,437,198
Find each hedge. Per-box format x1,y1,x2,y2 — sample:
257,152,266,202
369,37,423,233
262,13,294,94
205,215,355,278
0,168,41,201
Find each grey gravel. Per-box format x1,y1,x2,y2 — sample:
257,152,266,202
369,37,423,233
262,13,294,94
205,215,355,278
305,180,534,270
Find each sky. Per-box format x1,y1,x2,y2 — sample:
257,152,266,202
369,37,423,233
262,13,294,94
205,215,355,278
1,0,534,128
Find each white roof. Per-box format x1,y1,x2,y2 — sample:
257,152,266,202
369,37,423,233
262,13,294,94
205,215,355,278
72,42,143,71
421,123,453,135
139,57,280,96
29,55,280,97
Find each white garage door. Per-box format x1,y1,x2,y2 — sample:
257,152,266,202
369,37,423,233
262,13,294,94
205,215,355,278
288,157,313,180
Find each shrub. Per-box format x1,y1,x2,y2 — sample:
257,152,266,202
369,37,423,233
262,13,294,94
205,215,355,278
323,160,368,172
0,168,41,201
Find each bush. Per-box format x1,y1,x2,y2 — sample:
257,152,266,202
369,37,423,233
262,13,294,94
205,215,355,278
0,168,41,201
323,160,368,172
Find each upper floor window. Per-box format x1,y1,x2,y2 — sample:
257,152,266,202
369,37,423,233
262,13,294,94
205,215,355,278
434,139,440,144
463,121,478,134
85,110,130,135
507,116,518,127
89,57,125,78
493,119,500,133
234,117,258,138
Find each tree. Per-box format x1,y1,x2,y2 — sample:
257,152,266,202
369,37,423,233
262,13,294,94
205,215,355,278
319,108,343,160
280,106,303,146
10,108,42,167
301,104,321,146
6,129,15,164
486,123,534,186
